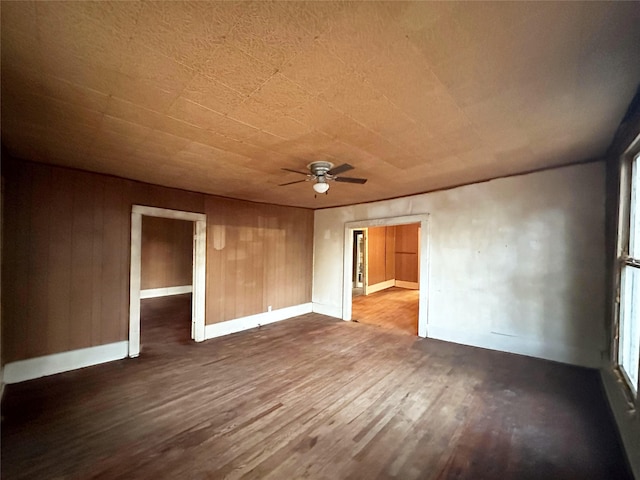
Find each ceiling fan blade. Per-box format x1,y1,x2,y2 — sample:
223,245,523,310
279,179,308,186
334,176,367,184
281,167,310,176
327,163,354,176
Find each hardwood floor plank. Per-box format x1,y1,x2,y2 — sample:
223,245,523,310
1,297,631,479
352,287,419,335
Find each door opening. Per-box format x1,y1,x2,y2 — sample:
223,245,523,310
129,205,207,357
343,215,429,337
139,216,194,349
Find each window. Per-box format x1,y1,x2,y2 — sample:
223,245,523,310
618,152,640,394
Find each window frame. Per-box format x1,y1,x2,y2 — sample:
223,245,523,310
614,137,640,399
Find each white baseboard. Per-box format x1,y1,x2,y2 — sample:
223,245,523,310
3,341,129,384
427,324,602,368
312,302,342,319
366,279,395,295
600,367,640,479
395,280,419,289
140,285,193,299
205,303,312,340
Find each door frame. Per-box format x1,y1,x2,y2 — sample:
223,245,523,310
129,205,207,357
342,214,430,337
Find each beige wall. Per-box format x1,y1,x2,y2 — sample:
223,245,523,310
141,216,193,290
314,162,606,368
1,158,313,363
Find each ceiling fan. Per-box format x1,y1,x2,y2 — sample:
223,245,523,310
279,161,367,194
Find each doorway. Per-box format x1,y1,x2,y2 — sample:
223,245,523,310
140,215,194,350
129,205,207,358
351,223,421,334
343,215,429,337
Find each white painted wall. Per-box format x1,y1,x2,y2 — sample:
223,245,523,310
313,162,606,368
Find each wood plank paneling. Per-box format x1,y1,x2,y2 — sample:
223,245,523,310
248,205,265,315
385,225,396,281
46,167,73,355
205,198,313,324
133,182,205,216
2,162,32,362
118,180,130,343
100,176,125,346
367,226,396,286
289,206,313,306
366,224,420,290
396,254,419,283
205,197,226,325
90,179,105,346
2,158,314,362
141,216,193,290
26,167,51,358
367,227,387,286
69,170,95,351
395,223,419,283
266,208,283,313
395,223,419,253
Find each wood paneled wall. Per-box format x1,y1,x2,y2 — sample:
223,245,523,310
2,161,131,363
366,224,419,288
366,227,385,285
141,216,193,290
205,197,313,324
385,226,396,281
395,223,419,283
367,226,395,286
2,158,313,364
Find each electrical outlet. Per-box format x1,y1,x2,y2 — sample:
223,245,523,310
268,305,272,312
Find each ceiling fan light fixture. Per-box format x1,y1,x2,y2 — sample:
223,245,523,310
313,182,330,194
280,162,366,194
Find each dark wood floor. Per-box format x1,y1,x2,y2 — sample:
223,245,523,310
140,293,193,350
2,296,631,479
352,287,419,335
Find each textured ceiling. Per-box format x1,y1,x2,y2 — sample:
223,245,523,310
1,1,639,209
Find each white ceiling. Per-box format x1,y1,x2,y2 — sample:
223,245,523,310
1,1,639,208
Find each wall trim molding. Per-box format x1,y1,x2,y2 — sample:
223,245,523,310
140,285,193,299
395,280,419,289
363,280,419,294
205,303,313,340
132,205,206,222
3,341,129,384
427,324,602,369
366,279,395,295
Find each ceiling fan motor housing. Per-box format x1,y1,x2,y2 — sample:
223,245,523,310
278,162,365,190
307,161,334,179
